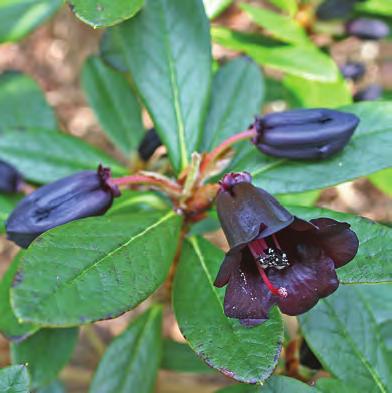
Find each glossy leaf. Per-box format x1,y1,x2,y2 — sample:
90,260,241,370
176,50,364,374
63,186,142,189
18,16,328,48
240,3,308,45
68,0,144,28
299,286,392,393
0,253,38,341
266,0,297,16
0,365,29,393
173,236,283,384
161,339,214,373
212,27,339,82
0,130,125,184
11,211,182,326
216,375,318,392
202,57,264,150
37,380,65,393
316,378,365,393
369,168,392,196
106,0,212,172
229,101,392,194
89,306,162,393
203,0,233,19
0,71,56,134
0,0,62,43
283,75,352,107
290,206,392,284
11,328,78,389
82,56,144,154
99,30,127,72
277,190,320,207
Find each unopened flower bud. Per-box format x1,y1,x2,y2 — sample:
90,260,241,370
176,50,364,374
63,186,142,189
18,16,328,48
353,84,383,102
316,0,357,21
252,108,359,160
0,160,22,194
346,18,390,40
6,165,120,248
138,128,162,161
340,62,366,81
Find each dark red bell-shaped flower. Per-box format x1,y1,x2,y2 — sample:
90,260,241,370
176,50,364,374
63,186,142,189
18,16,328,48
0,160,22,194
214,173,359,326
6,165,120,248
252,108,359,160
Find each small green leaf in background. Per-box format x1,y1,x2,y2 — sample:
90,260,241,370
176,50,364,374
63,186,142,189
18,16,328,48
108,0,212,172
277,190,320,207
283,75,352,107
203,0,233,19
369,168,392,196
211,27,339,82
355,0,392,16
0,365,30,393
189,210,221,236
68,0,144,28
11,211,182,326
0,253,38,341
0,0,62,43
266,0,298,17
264,77,301,108
89,306,162,393
99,30,127,72
161,339,214,373
82,56,144,155
173,237,283,384
216,375,318,392
290,206,392,284
11,328,78,389
0,194,21,233
316,378,361,393
108,190,169,216
299,286,392,393
0,71,57,134
240,3,308,45
229,101,392,194
37,380,65,393
0,130,126,184
202,57,264,150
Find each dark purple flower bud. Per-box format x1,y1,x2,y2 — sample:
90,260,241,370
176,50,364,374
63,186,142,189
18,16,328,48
6,165,120,248
252,108,359,160
214,173,359,325
138,128,162,161
346,18,390,40
300,339,322,370
340,62,366,81
316,0,357,21
353,84,383,102
0,160,22,194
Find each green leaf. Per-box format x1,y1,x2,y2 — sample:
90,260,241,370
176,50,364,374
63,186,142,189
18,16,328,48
173,236,283,383
189,210,221,236
299,285,392,393
161,339,214,373
0,0,62,43
89,306,162,393
201,57,264,150
68,0,144,28
355,0,392,16
264,77,300,108
0,253,38,341
0,71,57,134
266,0,297,16
36,380,65,393
215,375,318,392
203,0,233,19
316,378,365,393
290,206,392,284
0,130,125,184
106,0,212,172
108,190,169,216
81,56,144,154
11,328,78,389
277,190,320,207
211,27,339,82
0,365,30,393
0,194,21,233
283,74,352,107
369,168,392,196
11,211,182,326
240,3,308,45
229,101,392,194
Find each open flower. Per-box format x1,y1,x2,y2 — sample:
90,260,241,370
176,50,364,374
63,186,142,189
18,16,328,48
6,165,120,248
214,173,359,326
